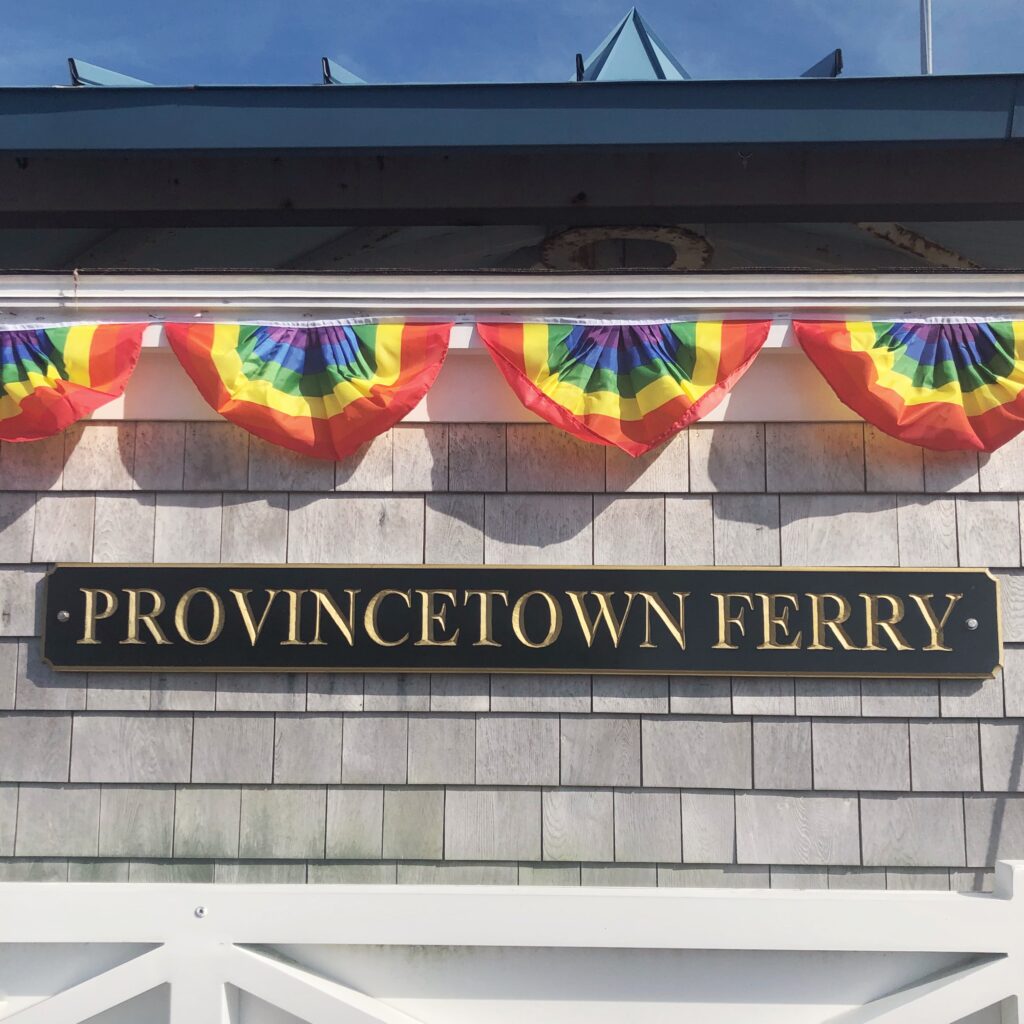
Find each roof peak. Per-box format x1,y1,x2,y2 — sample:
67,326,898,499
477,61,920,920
581,7,690,82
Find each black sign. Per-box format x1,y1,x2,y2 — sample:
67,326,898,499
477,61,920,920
43,564,1000,678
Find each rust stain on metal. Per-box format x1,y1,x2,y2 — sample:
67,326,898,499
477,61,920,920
540,225,713,271
857,222,980,270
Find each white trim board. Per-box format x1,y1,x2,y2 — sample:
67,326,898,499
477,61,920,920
100,342,855,423
5,272,1020,423
3,271,1024,314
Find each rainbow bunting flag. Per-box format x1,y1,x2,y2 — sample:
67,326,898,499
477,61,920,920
0,324,143,442
793,319,1024,452
165,321,452,461
477,320,771,456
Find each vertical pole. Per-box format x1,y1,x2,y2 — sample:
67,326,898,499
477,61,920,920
920,0,934,74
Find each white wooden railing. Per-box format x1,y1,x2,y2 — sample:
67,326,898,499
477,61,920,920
1,863,1023,1023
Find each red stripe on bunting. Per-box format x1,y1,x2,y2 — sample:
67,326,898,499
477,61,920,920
165,322,452,461
793,320,1024,453
0,324,143,443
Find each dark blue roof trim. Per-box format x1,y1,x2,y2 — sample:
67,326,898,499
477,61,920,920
1,74,1022,152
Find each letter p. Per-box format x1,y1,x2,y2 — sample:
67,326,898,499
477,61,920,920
78,588,118,645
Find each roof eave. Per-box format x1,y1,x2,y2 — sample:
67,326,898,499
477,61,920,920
0,73,1021,152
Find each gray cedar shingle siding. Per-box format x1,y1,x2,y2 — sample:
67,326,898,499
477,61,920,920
0,784,17,854
0,420,1019,890
542,788,614,861
606,430,689,493
326,786,384,859
98,785,175,858
383,787,445,859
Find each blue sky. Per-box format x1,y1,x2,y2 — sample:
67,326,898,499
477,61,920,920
1,0,1022,86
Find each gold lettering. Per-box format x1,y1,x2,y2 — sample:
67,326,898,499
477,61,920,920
230,589,281,646
364,589,412,647
910,592,963,652
566,591,635,649
712,593,754,650
174,588,225,646
807,593,858,651
626,591,688,650
861,593,913,652
756,592,803,651
464,590,509,647
414,589,460,647
511,591,562,648
309,589,359,646
120,589,171,646
78,588,117,645
281,589,308,646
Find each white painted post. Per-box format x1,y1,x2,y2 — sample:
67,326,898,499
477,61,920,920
167,944,235,1024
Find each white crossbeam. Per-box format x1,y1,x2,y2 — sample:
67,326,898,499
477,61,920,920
1,946,170,1024
1,881,1020,954
223,946,424,1024
825,957,1015,1024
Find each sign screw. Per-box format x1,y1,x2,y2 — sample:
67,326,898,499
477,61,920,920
56,610,70,623
194,906,208,919
966,618,979,631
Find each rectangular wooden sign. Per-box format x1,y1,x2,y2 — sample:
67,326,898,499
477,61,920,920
43,564,1000,678
41,561,999,679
